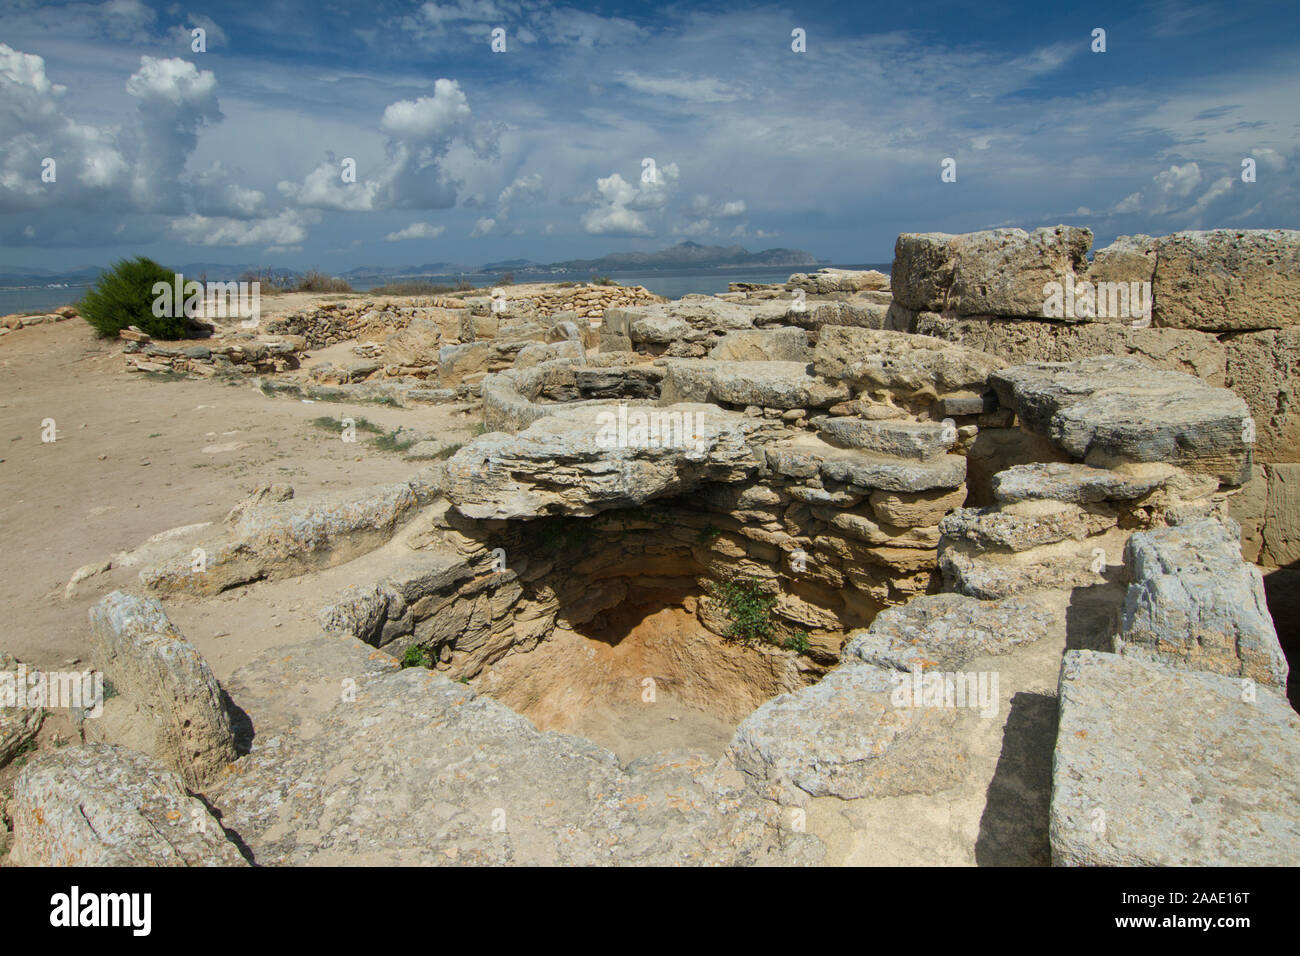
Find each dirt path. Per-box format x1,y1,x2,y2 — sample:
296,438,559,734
0,318,475,669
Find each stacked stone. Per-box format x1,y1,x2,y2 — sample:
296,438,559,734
529,283,662,319
0,305,77,335
119,326,306,376
887,226,1300,576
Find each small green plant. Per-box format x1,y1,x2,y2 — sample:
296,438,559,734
695,524,723,544
311,416,383,435
373,428,418,453
401,645,434,669
80,256,189,340
590,275,617,286
711,577,777,645
785,630,811,654
367,281,458,296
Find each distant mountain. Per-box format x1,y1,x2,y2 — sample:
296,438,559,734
0,242,826,288
542,241,823,273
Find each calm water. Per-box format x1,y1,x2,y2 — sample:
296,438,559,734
0,265,889,314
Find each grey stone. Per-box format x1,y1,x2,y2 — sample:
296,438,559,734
990,356,1252,484
818,417,955,460
9,744,248,866
88,591,236,787
1050,650,1300,866
843,592,1056,671
1117,518,1288,687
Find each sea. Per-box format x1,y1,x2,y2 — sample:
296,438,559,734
0,264,890,315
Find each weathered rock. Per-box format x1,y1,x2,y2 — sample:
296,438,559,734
868,485,967,527
812,327,1003,396
1117,518,1288,687
1153,229,1300,331
818,417,955,460
1224,327,1300,461
727,663,966,802
1088,234,1156,287
892,226,1092,317
708,327,812,363
660,360,848,410
1050,650,1300,866
9,744,248,866
938,536,1113,599
990,356,1252,484
786,268,890,294
843,592,1056,671
212,667,814,865
992,461,1168,504
0,652,43,767
140,481,419,595
88,591,237,787
766,433,967,493
445,404,783,519
914,314,1227,385
940,504,1117,552
438,342,491,384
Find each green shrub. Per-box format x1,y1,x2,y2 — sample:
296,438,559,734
401,645,434,669
79,257,189,340
367,280,458,296
711,577,777,644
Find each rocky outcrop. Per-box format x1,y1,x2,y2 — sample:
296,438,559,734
9,744,248,866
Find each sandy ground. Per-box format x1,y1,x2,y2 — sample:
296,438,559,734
0,316,475,670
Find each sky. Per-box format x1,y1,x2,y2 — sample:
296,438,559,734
1,0,1297,272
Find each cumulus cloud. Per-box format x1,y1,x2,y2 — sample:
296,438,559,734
497,172,543,217
470,216,496,237
279,78,493,213
125,56,222,210
169,209,318,247
1153,162,1203,198
577,162,679,237
689,194,746,218
385,221,447,240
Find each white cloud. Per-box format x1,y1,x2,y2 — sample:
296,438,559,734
497,172,544,217
1113,192,1143,214
1153,162,1203,197
169,209,318,247
385,221,447,240
470,216,496,237
613,71,743,103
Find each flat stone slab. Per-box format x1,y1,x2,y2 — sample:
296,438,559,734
727,663,966,802
659,360,849,409
990,356,1252,484
1050,650,1300,866
1117,518,1288,687
445,403,784,519
212,666,818,865
817,417,955,460
765,433,967,493
992,462,1168,504
812,327,1002,394
940,504,1117,552
843,592,1056,671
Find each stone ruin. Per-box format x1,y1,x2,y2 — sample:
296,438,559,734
8,226,1299,866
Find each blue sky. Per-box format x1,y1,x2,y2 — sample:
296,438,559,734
1,0,1297,270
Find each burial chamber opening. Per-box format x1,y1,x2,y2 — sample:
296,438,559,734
432,497,902,763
